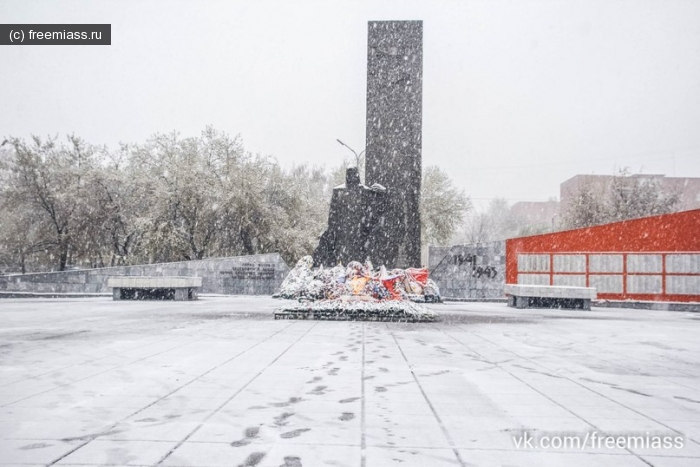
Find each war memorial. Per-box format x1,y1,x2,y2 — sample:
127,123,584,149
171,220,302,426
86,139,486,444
314,21,423,270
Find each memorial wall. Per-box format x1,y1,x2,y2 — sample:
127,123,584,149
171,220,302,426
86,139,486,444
0,253,289,296
429,241,506,299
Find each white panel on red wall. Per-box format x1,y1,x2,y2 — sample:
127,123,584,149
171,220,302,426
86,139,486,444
627,275,662,294
589,275,624,294
666,276,700,295
517,274,550,285
589,255,623,273
518,255,549,272
627,255,663,273
666,255,700,274
553,255,586,273
552,274,586,287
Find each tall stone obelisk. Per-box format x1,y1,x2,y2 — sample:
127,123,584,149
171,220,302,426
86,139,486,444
365,20,423,268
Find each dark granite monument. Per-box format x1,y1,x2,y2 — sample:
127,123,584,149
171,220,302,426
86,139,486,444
313,20,423,268
366,20,423,268
313,167,388,266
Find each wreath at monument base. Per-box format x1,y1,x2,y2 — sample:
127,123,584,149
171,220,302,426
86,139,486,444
274,296,436,322
273,256,439,322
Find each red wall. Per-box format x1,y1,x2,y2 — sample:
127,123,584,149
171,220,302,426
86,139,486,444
506,209,700,302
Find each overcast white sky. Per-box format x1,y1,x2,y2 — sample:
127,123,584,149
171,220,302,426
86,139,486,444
2,0,699,209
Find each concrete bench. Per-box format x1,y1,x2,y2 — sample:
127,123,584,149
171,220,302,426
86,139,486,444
505,284,596,311
107,276,202,301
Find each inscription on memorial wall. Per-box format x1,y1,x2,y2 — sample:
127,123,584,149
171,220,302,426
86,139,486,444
452,254,498,279
229,263,276,280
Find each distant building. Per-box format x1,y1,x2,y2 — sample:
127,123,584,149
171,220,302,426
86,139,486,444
509,200,560,230
560,174,700,215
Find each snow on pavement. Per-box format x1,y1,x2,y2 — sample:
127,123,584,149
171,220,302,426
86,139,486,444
1,297,699,466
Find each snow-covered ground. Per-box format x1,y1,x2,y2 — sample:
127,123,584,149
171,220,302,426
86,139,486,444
1,297,699,466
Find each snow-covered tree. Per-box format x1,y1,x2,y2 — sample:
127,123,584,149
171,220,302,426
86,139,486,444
78,144,145,267
459,198,518,244
1,135,96,270
421,165,471,246
0,128,471,272
560,180,608,229
561,169,681,229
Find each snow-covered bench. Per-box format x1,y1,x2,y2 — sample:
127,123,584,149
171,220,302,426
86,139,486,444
505,284,596,311
107,276,202,301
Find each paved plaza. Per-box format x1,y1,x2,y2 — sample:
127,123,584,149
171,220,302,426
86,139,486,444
1,297,699,466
